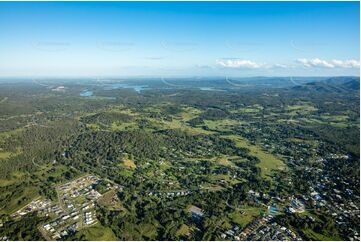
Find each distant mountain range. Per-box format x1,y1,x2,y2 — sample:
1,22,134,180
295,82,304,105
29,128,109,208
292,76,360,93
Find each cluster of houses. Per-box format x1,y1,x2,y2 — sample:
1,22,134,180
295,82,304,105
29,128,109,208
298,156,360,240
237,215,301,241
279,148,360,241
6,174,124,241
84,211,97,225
148,190,192,198
186,204,299,241
58,175,102,202
51,86,66,92
40,175,105,240
285,198,305,214
222,119,359,240
220,225,240,240
11,198,53,219
42,219,77,240
38,175,122,240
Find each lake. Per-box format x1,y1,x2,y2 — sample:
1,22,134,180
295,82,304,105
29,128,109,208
102,83,148,93
80,90,93,97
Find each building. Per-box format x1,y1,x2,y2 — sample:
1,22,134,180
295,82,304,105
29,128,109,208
188,205,204,221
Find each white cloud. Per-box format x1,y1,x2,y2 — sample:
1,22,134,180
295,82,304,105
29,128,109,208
297,58,334,68
330,59,360,68
216,58,359,70
217,59,263,69
297,58,360,68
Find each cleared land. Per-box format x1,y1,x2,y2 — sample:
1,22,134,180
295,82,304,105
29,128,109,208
79,224,118,241
228,206,265,228
123,158,136,169
221,135,285,178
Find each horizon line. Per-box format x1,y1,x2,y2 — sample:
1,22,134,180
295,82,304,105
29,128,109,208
0,75,360,79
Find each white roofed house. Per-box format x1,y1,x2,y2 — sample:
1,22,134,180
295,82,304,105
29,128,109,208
188,205,204,221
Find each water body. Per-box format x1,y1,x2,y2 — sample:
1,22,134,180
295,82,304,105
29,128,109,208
80,90,93,97
199,87,226,91
103,83,148,93
200,87,219,91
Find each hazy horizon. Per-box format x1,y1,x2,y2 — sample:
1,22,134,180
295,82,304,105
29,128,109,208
0,75,360,80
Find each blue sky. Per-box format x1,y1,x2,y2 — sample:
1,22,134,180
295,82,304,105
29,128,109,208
0,1,359,77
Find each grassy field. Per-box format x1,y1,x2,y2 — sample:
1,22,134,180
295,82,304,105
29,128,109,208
203,119,241,132
302,228,341,241
97,190,124,211
142,106,214,135
0,128,24,140
86,123,101,131
123,158,136,169
137,223,159,240
0,150,13,159
176,224,191,237
215,156,236,167
33,163,77,184
111,121,137,131
298,117,351,128
286,103,318,112
117,168,134,177
0,171,26,187
108,107,138,116
221,135,285,178
1,185,39,215
0,147,22,159
0,163,81,215
241,108,261,113
208,173,242,186
80,224,118,241
228,207,265,228
178,106,202,121
320,115,349,121
149,118,214,135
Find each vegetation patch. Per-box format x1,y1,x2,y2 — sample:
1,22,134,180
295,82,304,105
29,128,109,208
216,156,235,167
0,150,13,159
228,207,264,228
286,103,318,112
97,190,124,211
204,119,240,132
176,224,191,237
111,121,137,131
123,158,136,169
137,222,159,240
221,135,285,178
1,186,39,215
302,228,341,241
178,106,202,121
80,224,118,241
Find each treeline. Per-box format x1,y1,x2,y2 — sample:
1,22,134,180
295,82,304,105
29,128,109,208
62,128,251,169
0,212,47,240
80,111,134,126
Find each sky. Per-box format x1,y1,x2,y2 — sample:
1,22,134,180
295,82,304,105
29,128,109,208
0,1,359,77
